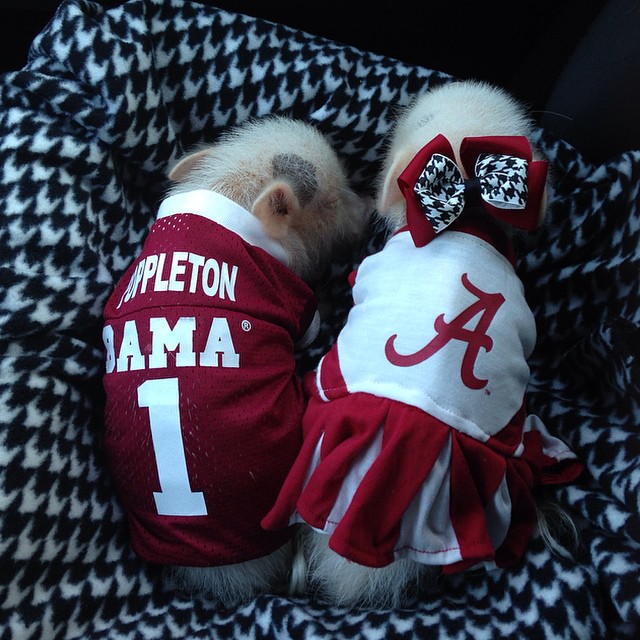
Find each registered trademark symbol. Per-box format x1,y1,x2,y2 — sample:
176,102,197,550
241,319,252,332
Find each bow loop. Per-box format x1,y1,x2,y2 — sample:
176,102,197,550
413,153,466,234
397,134,548,247
475,152,528,210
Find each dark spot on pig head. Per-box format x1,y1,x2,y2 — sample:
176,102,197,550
271,153,317,207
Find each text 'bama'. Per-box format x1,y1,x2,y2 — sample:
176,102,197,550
103,316,240,373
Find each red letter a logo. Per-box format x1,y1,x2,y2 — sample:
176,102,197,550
385,273,505,389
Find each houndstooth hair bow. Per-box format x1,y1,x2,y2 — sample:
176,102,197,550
397,134,548,247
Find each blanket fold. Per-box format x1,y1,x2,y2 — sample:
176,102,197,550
0,1,638,638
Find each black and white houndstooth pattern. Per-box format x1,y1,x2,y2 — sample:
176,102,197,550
475,152,528,208
414,153,466,232
414,151,529,234
0,1,638,638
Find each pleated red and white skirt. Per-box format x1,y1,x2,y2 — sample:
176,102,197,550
262,388,583,573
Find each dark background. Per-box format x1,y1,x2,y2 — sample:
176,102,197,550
0,0,603,105
1,0,637,162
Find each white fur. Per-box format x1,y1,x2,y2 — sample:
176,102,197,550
169,116,371,282
295,528,440,609
376,80,542,233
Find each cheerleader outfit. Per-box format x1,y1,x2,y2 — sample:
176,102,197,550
262,135,584,573
103,189,318,567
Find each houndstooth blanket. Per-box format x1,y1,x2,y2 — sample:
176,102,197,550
1,1,639,638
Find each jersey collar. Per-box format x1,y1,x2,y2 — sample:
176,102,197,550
157,189,290,266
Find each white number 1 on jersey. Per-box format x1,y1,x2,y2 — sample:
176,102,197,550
138,377,208,516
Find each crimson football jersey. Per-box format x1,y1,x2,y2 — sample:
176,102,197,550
102,189,318,566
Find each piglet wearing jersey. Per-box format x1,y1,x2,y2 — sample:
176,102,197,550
101,117,369,608
262,81,585,608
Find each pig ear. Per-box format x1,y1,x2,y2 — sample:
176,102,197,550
378,150,415,214
251,181,301,240
168,148,212,181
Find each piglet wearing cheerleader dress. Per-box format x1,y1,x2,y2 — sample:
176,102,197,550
262,134,584,573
